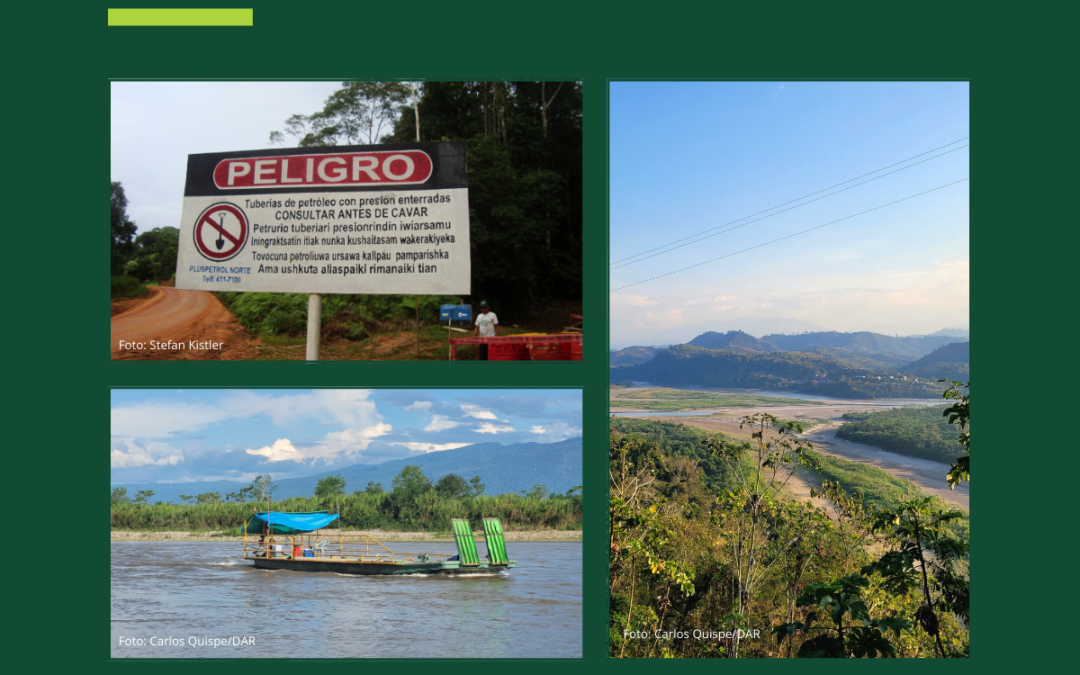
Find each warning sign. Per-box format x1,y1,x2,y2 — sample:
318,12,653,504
193,203,248,261
175,142,470,295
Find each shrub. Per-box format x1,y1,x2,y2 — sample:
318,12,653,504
111,275,148,299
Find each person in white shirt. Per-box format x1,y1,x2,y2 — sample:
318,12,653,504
473,300,498,360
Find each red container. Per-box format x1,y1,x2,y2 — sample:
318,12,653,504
570,342,583,361
489,343,528,360
527,343,563,361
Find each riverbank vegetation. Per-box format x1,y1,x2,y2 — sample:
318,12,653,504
837,405,961,465
609,409,969,658
111,466,582,533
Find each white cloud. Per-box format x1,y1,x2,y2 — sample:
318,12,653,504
406,401,432,411
111,439,184,468
529,421,582,443
460,404,499,420
475,423,515,434
245,438,303,462
112,390,382,439
245,422,393,464
424,415,460,431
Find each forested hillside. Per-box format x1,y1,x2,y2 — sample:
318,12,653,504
610,345,660,367
609,415,969,658
903,343,969,381
837,406,962,464
618,344,941,398
610,330,970,397
760,331,963,359
688,330,778,352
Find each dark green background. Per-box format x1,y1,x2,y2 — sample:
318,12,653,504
10,0,1067,667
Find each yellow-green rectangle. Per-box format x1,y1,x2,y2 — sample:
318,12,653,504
108,9,253,26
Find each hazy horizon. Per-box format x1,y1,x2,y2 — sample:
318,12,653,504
609,323,969,350
610,82,969,349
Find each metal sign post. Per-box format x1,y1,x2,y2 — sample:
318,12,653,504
306,293,322,360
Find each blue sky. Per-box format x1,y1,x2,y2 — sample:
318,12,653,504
111,389,582,485
610,82,969,348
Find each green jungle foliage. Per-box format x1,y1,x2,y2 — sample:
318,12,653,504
619,345,941,399
111,466,581,533
609,413,968,658
215,291,462,338
837,406,964,464
271,81,582,323
110,275,147,299
110,181,179,282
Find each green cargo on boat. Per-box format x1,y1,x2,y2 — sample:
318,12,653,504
241,512,516,576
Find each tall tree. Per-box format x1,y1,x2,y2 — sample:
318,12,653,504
249,475,277,502
273,82,410,147
434,473,470,498
315,474,347,498
707,414,816,658
469,475,485,497
133,489,155,505
110,182,137,274
862,497,969,658
391,465,433,499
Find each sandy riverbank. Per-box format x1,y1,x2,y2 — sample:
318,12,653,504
110,529,583,543
617,407,968,511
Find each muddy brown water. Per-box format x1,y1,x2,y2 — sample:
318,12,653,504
111,541,581,658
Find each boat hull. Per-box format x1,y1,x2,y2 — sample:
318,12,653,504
246,556,514,576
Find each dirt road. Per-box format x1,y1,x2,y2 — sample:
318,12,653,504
110,286,253,360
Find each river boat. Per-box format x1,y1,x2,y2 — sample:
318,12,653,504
242,512,515,576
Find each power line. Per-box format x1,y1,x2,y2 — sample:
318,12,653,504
611,178,968,293
610,138,970,269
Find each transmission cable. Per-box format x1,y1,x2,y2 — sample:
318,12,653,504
611,138,969,269
611,177,968,293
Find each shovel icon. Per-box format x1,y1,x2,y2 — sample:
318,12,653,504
215,213,227,250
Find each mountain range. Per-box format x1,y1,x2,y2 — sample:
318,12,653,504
113,437,583,505
612,330,969,398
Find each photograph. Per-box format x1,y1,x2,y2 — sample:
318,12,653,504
608,82,970,658
111,81,583,361
110,388,583,658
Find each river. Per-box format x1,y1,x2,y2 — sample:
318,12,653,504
111,541,581,658
611,383,968,510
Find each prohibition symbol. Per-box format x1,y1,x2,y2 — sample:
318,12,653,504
193,203,248,262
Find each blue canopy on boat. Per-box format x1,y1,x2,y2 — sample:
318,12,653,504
244,511,339,535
